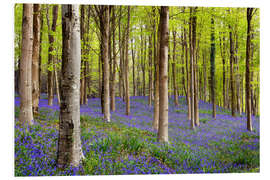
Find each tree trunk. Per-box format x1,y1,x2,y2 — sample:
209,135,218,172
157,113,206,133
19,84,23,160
110,6,116,111
19,4,34,126
153,10,160,131
219,31,226,108
184,17,191,120
229,23,236,117
38,6,43,98
148,33,153,106
189,7,195,129
210,17,216,119
57,5,84,168
125,6,131,115
158,6,169,143
172,31,179,107
99,5,111,122
192,8,199,126
47,5,59,106
80,5,86,105
132,39,136,97
246,8,254,131
32,4,41,116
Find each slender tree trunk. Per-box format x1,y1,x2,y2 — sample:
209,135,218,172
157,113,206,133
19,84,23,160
99,5,111,122
47,5,59,106
189,7,195,129
210,17,216,119
184,19,191,120
158,6,169,143
125,6,131,115
19,4,34,126
80,5,86,105
203,51,207,102
148,33,153,106
153,11,160,131
38,6,43,98
172,31,179,106
57,5,84,168
229,23,236,117
219,32,226,108
32,4,41,116
192,8,199,126
132,40,136,97
246,8,254,131
110,6,116,111
142,35,146,97
235,33,241,114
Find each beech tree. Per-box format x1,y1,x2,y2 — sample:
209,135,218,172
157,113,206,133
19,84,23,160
57,5,84,168
46,5,59,106
246,8,255,131
95,5,111,122
19,4,34,126
158,6,169,143
210,16,216,119
125,6,131,115
32,4,41,116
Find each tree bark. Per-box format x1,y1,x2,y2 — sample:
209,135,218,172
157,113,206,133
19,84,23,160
158,6,169,143
183,15,191,120
110,6,116,111
189,7,195,129
19,4,34,126
229,23,236,117
99,5,111,122
153,9,160,131
148,33,153,107
32,4,41,116
57,5,84,168
246,8,254,131
172,31,179,107
47,5,59,106
132,39,136,97
192,8,199,126
210,17,216,119
125,6,131,115
80,5,86,105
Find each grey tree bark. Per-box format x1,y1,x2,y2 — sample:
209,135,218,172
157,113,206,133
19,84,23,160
57,5,84,168
19,4,34,126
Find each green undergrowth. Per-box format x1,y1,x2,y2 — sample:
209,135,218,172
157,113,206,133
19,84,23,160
79,115,202,174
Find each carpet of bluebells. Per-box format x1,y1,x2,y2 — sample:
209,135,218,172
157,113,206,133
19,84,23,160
14,94,260,176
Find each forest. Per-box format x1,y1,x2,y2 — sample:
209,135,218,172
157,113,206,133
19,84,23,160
14,3,260,176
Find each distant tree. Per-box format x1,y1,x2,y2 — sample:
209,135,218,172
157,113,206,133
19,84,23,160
110,6,117,111
57,5,84,168
210,16,216,119
153,7,160,131
172,30,179,107
228,12,236,117
95,5,111,122
125,6,131,115
32,4,41,116
189,7,195,129
246,8,255,131
19,4,34,126
158,6,169,143
46,5,59,106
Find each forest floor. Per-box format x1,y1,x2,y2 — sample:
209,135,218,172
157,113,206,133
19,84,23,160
14,94,260,176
